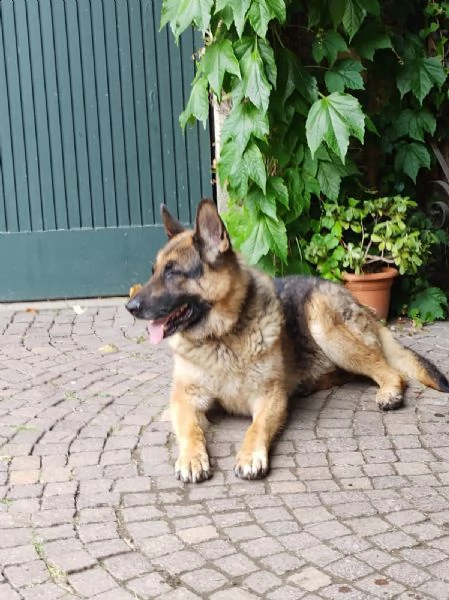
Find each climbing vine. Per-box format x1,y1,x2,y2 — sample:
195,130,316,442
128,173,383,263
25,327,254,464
162,0,449,319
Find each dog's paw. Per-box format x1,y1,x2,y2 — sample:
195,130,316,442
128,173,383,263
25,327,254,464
376,389,404,411
175,451,211,483
234,450,268,480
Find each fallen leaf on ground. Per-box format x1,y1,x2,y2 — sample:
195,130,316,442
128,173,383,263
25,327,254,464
98,344,118,354
73,305,87,315
129,284,142,298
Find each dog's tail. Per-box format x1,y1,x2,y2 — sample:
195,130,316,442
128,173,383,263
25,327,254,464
379,327,449,392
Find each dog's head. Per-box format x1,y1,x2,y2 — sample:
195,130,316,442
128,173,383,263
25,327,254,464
126,199,241,343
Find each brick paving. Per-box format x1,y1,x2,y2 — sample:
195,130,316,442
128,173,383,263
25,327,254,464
1,302,449,599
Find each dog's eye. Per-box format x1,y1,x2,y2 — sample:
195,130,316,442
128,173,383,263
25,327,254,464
151,264,155,275
164,261,182,278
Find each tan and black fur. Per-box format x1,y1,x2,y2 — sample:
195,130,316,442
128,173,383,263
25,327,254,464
126,199,449,483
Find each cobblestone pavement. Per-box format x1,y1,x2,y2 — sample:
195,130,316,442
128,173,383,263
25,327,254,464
1,303,449,600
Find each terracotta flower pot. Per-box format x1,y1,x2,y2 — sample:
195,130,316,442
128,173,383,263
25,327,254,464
342,267,399,320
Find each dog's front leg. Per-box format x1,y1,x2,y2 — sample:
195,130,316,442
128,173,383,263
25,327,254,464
234,386,287,480
170,382,211,483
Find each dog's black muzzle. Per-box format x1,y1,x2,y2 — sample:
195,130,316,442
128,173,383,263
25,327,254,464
126,295,144,318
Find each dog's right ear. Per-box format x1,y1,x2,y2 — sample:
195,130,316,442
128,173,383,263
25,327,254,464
160,205,185,239
194,199,231,264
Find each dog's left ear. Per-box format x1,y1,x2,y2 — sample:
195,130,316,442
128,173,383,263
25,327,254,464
160,204,185,239
194,199,231,263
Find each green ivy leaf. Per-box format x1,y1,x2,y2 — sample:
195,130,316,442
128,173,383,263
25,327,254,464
266,0,287,23
258,39,277,87
240,208,288,265
342,0,368,41
394,109,436,142
162,0,214,39
312,31,348,65
394,141,431,182
239,41,272,112
215,4,235,28
277,49,318,106
409,287,448,323
216,0,251,37
180,74,209,128
325,59,365,92
218,139,249,197
264,214,288,263
221,102,269,154
246,186,277,219
352,20,392,60
202,39,240,100
247,0,286,37
306,92,365,162
244,143,267,192
268,176,289,208
329,0,347,29
284,168,308,221
240,217,271,264
397,56,447,104
317,161,347,201
160,0,179,31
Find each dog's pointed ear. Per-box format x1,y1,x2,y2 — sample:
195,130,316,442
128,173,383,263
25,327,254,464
160,204,185,239
194,199,231,263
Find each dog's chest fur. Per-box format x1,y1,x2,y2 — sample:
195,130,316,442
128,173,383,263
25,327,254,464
169,275,285,414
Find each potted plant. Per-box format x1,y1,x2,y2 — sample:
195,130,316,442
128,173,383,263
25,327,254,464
305,195,441,319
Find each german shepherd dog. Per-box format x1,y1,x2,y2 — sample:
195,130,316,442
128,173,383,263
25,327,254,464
126,199,449,483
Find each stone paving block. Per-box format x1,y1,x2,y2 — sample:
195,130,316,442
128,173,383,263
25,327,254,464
177,524,219,544
288,566,332,592
0,544,38,565
293,506,334,524
181,567,229,594
356,574,406,597
418,580,449,600
345,516,391,536
224,524,265,542
372,530,418,551
0,584,22,600
279,532,319,551
300,544,343,567
195,539,237,560
329,534,372,554
217,553,259,576
126,572,172,598
4,559,49,587
319,584,367,599
102,552,152,580
385,561,431,586
47,549,97,573
86,539,130,559
243,570,282,594
305,520,352,540
68,566,117,596
20,581,67,599
260,551,305,575
140,534,185,559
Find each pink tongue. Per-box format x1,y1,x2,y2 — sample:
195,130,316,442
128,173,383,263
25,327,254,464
148,322,165,345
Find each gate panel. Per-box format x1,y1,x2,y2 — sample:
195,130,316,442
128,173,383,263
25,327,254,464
0,0,212,301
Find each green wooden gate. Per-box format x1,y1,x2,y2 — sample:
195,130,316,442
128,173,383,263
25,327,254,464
0,0,212,301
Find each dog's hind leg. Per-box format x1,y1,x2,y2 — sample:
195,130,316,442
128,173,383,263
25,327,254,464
170,382,211,483
306,292,405,410
234,384,287,480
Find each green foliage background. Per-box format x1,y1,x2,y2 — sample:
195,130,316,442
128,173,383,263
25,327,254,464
162,0,449,319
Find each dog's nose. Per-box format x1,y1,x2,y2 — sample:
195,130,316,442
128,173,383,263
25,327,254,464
126,296,141,315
